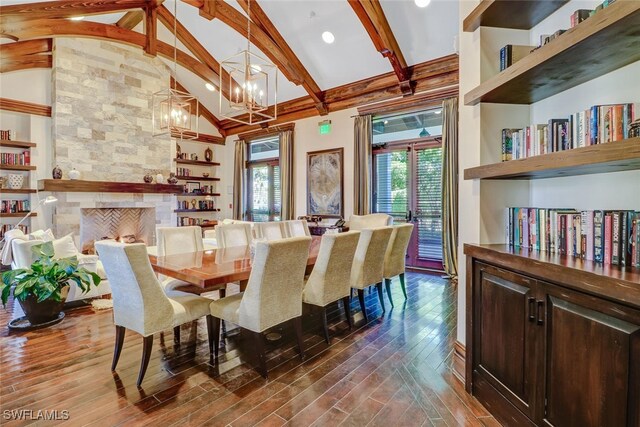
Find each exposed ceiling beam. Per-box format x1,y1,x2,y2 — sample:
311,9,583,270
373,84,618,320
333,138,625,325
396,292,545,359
172,78,225,137
116,10,144,29
1,56,52,73
235,0,327,115
0,0,152,22
348,0,412,95
143,4,157,56
0,39,53,73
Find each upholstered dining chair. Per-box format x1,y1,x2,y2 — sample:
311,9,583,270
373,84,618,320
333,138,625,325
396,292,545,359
348,213,393,230
214,223,253,248
383,223,414,306
350,227,394,323
284,220,311,238
253,221,286,241
94,241,213,387
208,236,312,378
303,231,360,343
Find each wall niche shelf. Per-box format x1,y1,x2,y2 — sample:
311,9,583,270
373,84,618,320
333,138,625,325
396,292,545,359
181,192,221,197
464,1,640,105
0,140,36,149
174,159,221,167
0,164,36,171
175,176,220,182
0,188,37,194
1,212,37,218
464,137,640,180
463,0,569,32
174,209,221,213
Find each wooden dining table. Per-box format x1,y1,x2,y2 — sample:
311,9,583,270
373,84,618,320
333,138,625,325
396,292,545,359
149,235,323,293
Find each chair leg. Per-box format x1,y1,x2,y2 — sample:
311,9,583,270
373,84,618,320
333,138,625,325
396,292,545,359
399,273,407,299
385,278,394,307
376,282,386,312
112,326,126,371
137,335,154,387
292,316,305,360
173,325,180,344
206,315,220,360
342,296,353,330
357,289,368,323
252,331,268,378
321,307,330,344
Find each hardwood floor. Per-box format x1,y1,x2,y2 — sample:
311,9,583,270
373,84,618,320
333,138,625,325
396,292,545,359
0,273,500,426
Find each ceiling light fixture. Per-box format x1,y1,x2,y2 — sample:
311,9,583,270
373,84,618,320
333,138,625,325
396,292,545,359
419,128,431,138
322,31,335,44
205,82,216,92
70,16,85,21
435,110,442,114
414,0,431,8
152,0,198,139
220,0,278,125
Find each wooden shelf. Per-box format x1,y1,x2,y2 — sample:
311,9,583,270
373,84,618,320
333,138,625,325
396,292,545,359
38,179,183,194
464,1,640,105
0,188,37,194
175,159,221,167
172,131,224,145
180,192,221,197
197,222,218,228
0,140,36,148
0,164,35,171
174,209,221,213
464,137,640,180
464,244,640,309
1,212,36,218
463,0,568,32
175,176,220,182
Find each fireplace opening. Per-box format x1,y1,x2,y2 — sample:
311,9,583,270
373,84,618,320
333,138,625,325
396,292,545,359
80,208,156,254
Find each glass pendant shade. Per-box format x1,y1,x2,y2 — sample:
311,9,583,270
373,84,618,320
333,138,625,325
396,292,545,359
220,50,277,125
152,88,199,138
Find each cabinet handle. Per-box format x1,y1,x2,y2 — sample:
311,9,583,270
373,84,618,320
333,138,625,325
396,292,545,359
528,297,536,322
536,300,544,325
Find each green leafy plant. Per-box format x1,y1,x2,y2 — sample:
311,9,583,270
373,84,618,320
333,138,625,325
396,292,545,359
1,242,101,306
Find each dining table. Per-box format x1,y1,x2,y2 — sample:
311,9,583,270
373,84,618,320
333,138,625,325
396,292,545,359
148,235,323,294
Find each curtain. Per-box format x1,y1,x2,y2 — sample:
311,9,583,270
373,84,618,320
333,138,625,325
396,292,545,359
441,97,459,278
280,129,295,220
353,115,372,216
233,139,246,220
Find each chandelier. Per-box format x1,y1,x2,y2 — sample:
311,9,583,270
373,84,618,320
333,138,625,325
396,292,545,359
152,0,199,139
220,0,278,125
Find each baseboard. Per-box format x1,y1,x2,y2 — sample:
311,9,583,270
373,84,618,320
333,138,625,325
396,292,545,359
452,340,466,384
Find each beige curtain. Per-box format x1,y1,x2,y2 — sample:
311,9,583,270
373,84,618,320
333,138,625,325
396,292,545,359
353,115,372,216
441,98,459,278
233,139,246,220
280,129,295,220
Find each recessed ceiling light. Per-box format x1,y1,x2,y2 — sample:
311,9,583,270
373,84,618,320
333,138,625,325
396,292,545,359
322,31,335,44
435,110,442,114
205,83,216,92
414,0,431,8
70,16,85,21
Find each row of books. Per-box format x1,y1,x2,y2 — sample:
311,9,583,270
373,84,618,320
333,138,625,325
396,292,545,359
501,102,639,161
0,224,28,240
177,217,216,227
1,199,31,214
177,200,216,210
181,184,215,194
0,151,31,166
506,208,640,267
176,167,193,177
0,130,16,141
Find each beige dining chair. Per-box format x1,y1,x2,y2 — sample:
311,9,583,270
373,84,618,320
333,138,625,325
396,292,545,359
284,220,311,237
350,227,394,322
214,223,253,248
208,236,312,378
303,231,360,343
95,241,214,387
254,221,286,241
348,213,393,230
383,223,414,306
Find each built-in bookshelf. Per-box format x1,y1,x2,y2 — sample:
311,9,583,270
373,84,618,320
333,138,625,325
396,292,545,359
463,0,569,32
1,137,37,239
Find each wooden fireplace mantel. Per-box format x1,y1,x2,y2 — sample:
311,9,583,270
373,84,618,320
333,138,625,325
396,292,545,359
38,179,183,194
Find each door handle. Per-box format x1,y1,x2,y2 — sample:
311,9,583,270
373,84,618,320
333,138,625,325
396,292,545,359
536,300,544,325
528,297,536,322
407,210,413,222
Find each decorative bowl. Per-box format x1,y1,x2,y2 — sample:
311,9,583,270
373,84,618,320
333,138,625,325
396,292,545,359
202,173,210,178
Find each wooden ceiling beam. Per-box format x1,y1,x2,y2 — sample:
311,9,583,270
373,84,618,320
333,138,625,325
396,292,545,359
0,39,52,58
116,10,144,29
143,4,157,56
0,0,152,21
348,0,412,94
1,56,52,73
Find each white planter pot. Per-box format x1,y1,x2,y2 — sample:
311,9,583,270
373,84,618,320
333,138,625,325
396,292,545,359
7,174,24,189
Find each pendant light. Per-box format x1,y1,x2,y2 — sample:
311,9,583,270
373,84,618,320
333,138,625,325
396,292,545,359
220,0,278,125
152,0,199,139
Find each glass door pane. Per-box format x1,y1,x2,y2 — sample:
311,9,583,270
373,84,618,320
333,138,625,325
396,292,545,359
414,147,443,264
273,165,281,221
373,150,409,223
249,165,269,222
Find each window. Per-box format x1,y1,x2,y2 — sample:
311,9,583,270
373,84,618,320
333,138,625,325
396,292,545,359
246,135,281,221
372,109,443,146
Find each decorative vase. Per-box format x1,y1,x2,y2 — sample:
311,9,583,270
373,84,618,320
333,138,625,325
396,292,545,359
156,173,164,184
205,147,213,162
167,173,179,184
18,285,69,325
52,165,62,179
68,168,81,180
191,199,197,209
143,173,153,183
7,174,24,189
177,143,182,158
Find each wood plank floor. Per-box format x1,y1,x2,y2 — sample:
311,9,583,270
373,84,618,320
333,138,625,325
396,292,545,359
0,272,500,426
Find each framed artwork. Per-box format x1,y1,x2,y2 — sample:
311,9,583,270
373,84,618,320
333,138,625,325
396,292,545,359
186,181,200,193
307,147,343,218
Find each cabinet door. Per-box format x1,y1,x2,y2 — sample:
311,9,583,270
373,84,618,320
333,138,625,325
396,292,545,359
473,262,541,420
541,283,640,427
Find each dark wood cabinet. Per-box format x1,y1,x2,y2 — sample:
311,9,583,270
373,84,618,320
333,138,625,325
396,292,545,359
465,245,640,427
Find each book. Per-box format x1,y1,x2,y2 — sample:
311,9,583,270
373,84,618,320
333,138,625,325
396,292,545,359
499,45,534,71
604,213,612,264
571,9,592,27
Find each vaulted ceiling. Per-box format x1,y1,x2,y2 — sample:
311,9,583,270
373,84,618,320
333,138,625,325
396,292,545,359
0,0,459,135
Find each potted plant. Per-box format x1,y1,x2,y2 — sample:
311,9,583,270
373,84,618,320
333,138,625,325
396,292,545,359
1,242,101,325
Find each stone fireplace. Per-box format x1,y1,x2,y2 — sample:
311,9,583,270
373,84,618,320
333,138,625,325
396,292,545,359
80,207,156,254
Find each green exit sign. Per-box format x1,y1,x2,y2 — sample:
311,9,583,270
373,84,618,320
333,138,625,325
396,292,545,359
318,120,331,135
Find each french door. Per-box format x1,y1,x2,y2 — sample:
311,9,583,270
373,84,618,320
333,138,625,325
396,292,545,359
246,160,281,222
373,139,443,270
